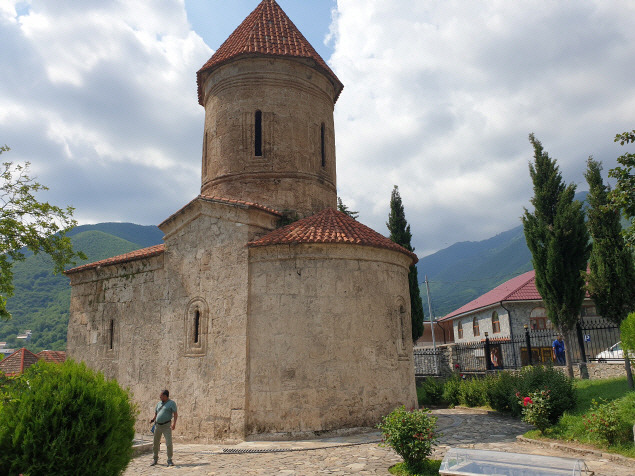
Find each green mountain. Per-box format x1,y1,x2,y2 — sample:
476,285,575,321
0,224,162,353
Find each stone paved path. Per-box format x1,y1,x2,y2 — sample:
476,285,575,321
124,408,635,475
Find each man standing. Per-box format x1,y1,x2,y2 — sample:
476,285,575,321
150,389,178,466
552,335,566,365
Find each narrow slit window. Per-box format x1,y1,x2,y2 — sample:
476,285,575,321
194,310,200,344
255,110,262,156
109,319,114,350
320,123,326,167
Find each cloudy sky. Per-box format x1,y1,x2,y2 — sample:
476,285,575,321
2,0,634,258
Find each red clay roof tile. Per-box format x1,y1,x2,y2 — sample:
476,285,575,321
64,244,165,275
248,208,418,263
439,270,540,321
197,0,343,105
36,350,67,364
0,348,40,376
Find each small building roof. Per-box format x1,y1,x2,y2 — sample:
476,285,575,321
439,270,540,321
64,244,165,275
37,350,67,364
248,207,418,264
0,347,40,376
197,0,343,105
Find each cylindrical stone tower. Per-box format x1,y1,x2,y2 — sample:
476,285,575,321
196,0,344,217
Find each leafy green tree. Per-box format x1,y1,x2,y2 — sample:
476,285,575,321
522,135,591,378
337,197,359,220
0,360,137,475
0,146,85,320
609,130,635,246
585,157,635,388
621,312,635,359
387,185,424,341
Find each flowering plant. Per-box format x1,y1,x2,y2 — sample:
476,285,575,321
584,398,631,445
377,406,439,472
516,389,552,433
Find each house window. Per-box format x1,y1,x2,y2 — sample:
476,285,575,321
492,311,500,333
254,110,262,156
457,321,463,339
320,123,326,167
473,317,480,337
530,307,551,330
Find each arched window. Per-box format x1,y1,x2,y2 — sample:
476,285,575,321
320,123,326,167
492,311,500,333
254,110,262,156
185,298,208,356
193,309,200,344
457,321,463,339
473,317,480,337
530,307,550,330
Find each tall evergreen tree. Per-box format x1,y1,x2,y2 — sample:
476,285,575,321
585,157,635,388
609,130,635,247
386,185,424,341
522,134,591,378
337,197,359,220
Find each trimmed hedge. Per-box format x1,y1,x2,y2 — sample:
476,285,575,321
0,360,137,476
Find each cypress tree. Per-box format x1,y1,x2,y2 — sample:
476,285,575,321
522,134,591,378
387,185,425,341
337,197,359,220
585,157,635,387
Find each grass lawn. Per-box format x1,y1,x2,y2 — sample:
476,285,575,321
389,460,442,475
525,376,635,458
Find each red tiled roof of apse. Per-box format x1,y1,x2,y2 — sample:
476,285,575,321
0,348,40,376
37,350,67,364
197,0,343,105
64,244,165,275
248,208,418,264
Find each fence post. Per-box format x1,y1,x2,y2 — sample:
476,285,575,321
576,320,587,362
524,325,533,366
484,332,492,371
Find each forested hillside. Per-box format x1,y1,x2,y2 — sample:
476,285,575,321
0,224,162,352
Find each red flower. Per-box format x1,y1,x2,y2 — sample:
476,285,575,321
523,397,533,406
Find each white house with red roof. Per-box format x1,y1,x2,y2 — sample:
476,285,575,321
65,0,417,442
438,270,602,354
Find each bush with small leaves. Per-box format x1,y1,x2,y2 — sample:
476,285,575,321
378,406,439,473
584,398,633,445
517,389,552,433
0,360,137,476
417,377,444,406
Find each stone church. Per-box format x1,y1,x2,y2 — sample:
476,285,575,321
66,0,417,442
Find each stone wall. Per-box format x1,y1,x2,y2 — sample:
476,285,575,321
68,199,279,442
200,57,338,217
246,243,418,437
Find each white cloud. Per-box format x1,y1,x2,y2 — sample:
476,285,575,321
330,0,635,256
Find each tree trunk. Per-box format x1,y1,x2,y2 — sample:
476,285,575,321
563,331,574,379
624,354,634,389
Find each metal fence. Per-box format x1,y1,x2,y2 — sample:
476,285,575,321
414,321,622,376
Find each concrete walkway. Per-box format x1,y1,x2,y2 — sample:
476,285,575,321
124,407,635,475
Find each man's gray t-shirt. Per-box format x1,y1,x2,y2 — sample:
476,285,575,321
156,400,177,424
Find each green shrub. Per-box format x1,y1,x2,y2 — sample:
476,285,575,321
584,398,633,445
487,371,521,413
459,376,489,407
417,378,444,406
378,406,439,472
442,375,462,407
517,389,552,433
486,366,575,423
0,360,137,476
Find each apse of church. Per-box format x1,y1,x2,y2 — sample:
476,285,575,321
66,0,417,442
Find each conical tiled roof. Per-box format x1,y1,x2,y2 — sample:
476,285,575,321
197,0,343,105
0,347,40,376
248,208,418,263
